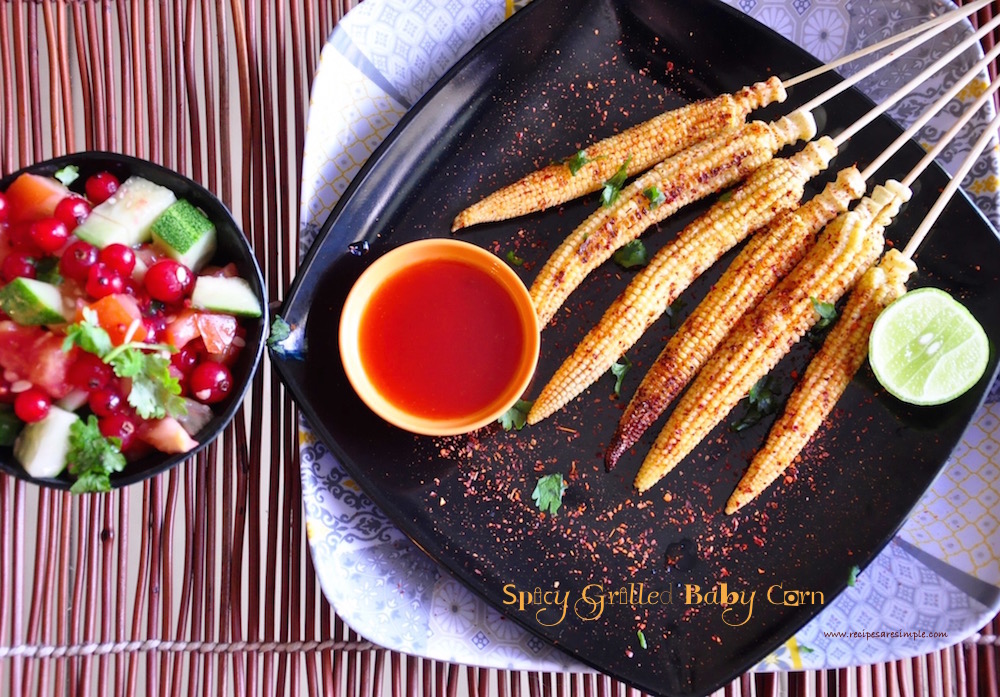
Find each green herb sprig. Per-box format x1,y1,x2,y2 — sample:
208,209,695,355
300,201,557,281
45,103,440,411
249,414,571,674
730,375,782,432
532,473,567,515
600,157,631,207
67,416,127,494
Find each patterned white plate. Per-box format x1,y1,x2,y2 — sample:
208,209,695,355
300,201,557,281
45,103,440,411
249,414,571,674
295,0,1000,673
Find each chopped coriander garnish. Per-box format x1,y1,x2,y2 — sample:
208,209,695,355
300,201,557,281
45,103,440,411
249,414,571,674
54,164,81,186
62,308,185,420
718,189,733,204
564,150,593,175
67,416,127,494
532,473,567,515
498,399,533,431
664,298,686,329
600,157,631,207
642,185,666,209
637,629,648,650
267,315,292,356
847,565,860,587
810,296,837,330
610,355,633,396
730,375,781,432
613,240,648,269
505,250,525,267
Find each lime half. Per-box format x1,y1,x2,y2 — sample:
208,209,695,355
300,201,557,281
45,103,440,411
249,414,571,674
869,287,990,406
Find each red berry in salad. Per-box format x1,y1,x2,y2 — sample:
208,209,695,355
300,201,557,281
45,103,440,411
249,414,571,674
99,243,136,277
1,252,36,282
29,217,70,254
54,196,92,232
144,259,194,303
99,413,137,451
59,239,99,282
14,388,51,423
88,386,125,418
189,362,233,404
171,342,200,374
85,171,120,205
67,352,113,391
85,262,125,299
0,192,8,222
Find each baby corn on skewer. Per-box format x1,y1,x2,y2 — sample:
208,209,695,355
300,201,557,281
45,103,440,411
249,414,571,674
529,109,816,328
527,132,833,425
451,78,786,231
726,80,1000,513
634,183,906,494
604,167,867,469
725,250,916,513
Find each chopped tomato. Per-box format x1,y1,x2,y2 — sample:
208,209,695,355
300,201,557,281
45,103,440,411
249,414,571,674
195,313,238,354
82,294,146,346
165,309,200,349
4,173,72,224
0,321,74,398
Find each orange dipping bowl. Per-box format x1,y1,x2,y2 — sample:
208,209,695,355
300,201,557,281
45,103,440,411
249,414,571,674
339,238,540,436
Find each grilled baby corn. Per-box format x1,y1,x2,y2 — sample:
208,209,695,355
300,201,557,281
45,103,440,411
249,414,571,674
530,109,816,328
725,248,917,514
633,183,906,494
605,166,867,469
451,77,787,230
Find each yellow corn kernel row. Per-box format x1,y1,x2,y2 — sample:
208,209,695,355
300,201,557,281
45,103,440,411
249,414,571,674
525,131,831,426
604,166,867,470
724,244,916,514
529,108,816,329
633,186,897,494
451,77,786,231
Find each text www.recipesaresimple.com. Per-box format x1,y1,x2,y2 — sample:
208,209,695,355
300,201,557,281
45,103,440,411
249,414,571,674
821,630,948,640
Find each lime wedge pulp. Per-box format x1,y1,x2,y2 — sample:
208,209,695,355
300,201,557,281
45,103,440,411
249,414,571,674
868,287,990,406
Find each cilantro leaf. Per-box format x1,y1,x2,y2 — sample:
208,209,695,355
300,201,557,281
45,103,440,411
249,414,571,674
532,473,567,515
810,296,837,330
563,150,593,175
268,316,291,347
54,165,80,186
67,416,126,494
505,250,524,267
499,399,533,431
642,185,666,210
664,298,686,329
108,348,185,420
637,629,648,650
613,240,648,269
847,565,860,587
731,375,782,432
600,157,631,207
62,308,113,357
610,355,632,396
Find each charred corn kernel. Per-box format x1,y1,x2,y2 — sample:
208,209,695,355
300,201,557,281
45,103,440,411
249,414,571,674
527,130,830,426
605,166,867,470
528,110,816,328
451,77,786,230
634,192,892,494
725,249,916,514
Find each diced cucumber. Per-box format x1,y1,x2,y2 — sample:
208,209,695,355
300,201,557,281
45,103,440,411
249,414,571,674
0,406,23,447
13,405,80,479
151,200,217,272
0,277,70,325
190,275,262,318
74,176,176,248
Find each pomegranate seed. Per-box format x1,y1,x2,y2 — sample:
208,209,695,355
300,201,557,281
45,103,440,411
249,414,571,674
1,252,36,282
189,362,233,404
85,262,125,299
29,218,70,254
54,196,92,232
85,171,119,205
59,239,99,282
144,259,194,303
14,388,51,423
99,243,136,277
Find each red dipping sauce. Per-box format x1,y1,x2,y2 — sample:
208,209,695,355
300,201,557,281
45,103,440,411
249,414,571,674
358,258,526,420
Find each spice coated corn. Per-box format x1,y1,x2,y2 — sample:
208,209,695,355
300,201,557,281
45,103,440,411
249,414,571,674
605,166,868,470
529,110,817,328
451,77,787,231
526,128,830,426
725,248,916,514
633,182,907,494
